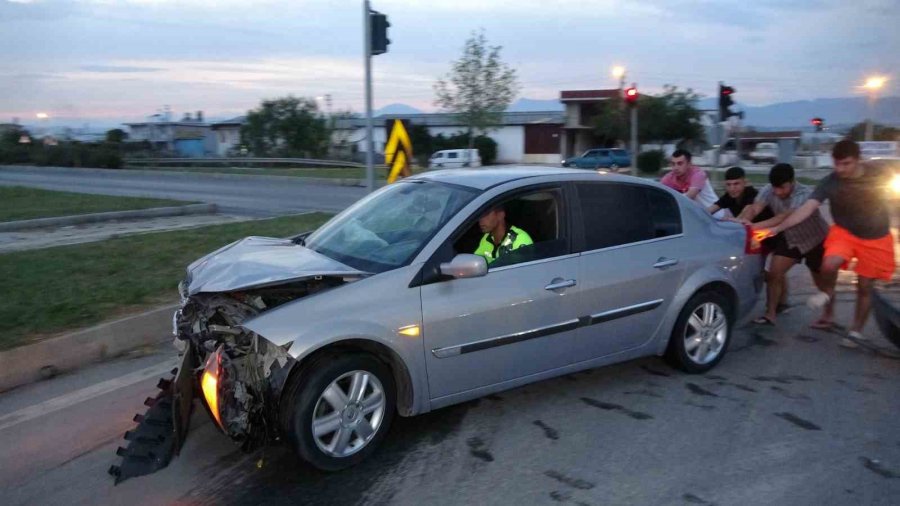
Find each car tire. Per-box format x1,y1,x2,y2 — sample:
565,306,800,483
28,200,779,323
282,352,396,471
665,291,733,373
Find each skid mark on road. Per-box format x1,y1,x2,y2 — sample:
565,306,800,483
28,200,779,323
640,365,671,377
466,436,494,462
533,420,560,440
544,470,595,490
774,412,822,431
580,397,653,420
714,381,758,393
682,492,715,504
751,375,814,385
770,386,811,400
684,400,716,411
860,457,900,478
685,383,719,397
624,389,663,399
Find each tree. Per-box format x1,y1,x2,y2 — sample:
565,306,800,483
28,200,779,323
592,85,705,147
240,96,329,157
846,122,900,142
434,30,519,152
105,128,128,143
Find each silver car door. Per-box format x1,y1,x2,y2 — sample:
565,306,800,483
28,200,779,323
421,255,580,400
573,182,686,359
421,186,580,400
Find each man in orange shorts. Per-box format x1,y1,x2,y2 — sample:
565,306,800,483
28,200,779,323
767,140,896,347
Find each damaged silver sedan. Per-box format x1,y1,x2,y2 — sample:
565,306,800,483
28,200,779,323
112,168,764,480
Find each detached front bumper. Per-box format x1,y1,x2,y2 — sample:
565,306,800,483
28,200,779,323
108,348,197,485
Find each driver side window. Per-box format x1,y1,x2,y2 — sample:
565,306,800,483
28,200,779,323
451,188,568,269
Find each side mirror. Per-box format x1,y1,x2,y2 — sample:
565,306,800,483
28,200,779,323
440,254,488,279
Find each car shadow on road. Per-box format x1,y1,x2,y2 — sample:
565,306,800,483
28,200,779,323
180,399,476,506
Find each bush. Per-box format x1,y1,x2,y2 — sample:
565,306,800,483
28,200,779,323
637,150,665,174
472,136,498,166
86,149,123,169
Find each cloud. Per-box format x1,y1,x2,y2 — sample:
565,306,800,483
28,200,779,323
79,64,163,73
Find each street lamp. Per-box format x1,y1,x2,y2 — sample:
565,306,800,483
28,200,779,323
611,66,626,89
862,75,887,141
36,112,50,139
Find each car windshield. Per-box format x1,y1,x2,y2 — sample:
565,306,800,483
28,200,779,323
304,181,478,273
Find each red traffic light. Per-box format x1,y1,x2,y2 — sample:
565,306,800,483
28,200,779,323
624,87,638,104
810,117,823,126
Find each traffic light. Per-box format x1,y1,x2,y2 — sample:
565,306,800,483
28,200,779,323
370,11,390,56
811,117,824,132
624,86,638,106
718,84,737,120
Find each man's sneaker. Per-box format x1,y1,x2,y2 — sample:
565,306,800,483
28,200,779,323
839,330,868,349
807,291,831,310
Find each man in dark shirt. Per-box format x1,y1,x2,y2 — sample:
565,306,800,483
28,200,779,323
768,140,896,347
708,166,769,219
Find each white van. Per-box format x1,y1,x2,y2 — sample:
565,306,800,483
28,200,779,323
428,149,482,169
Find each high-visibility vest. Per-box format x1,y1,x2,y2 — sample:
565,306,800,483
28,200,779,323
474,226,534,263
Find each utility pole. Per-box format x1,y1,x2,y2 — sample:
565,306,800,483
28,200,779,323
363,0,375,193
714,81,723,168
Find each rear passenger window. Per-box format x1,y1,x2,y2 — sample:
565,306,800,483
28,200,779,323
576,183,681,251
448,152,458,159
646,187,682,238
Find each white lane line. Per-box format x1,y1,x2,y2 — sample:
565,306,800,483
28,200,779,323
0,360,177,432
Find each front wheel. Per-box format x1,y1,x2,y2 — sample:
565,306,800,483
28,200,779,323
283,353,396,471
665,291,733,373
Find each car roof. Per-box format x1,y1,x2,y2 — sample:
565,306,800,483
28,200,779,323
410,166,589,190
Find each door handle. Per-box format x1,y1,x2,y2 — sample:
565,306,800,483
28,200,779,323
653,258,679,269
545,279,577,291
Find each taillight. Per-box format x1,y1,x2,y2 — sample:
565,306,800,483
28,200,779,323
201,345,224,429
744,225,766,254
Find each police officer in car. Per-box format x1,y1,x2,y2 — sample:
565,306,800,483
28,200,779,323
473,205,533,264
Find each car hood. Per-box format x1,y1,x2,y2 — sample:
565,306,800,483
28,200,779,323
185,236,367,295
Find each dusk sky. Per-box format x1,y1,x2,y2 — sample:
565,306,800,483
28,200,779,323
1,0,897,128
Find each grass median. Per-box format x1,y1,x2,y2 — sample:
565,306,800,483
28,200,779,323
0,186,192,222
0,212,332,350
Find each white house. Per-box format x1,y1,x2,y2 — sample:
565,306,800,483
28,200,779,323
210,116,246,156
332,111,565,164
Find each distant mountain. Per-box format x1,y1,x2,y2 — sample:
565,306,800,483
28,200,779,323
507,98,564,112
699,96,900,128
374,103,423,116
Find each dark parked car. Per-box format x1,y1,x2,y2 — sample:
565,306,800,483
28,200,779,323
562,148,632,170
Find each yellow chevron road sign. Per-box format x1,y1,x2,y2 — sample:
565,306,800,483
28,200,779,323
384,119,413,183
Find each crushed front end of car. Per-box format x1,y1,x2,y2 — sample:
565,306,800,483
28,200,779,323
109,236,366,484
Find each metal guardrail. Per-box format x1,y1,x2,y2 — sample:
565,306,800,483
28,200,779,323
124,157,367,168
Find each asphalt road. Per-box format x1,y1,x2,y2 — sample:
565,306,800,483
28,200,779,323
0,166,369,217
2,269,899,506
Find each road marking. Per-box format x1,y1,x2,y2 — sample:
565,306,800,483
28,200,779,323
0,360,177,432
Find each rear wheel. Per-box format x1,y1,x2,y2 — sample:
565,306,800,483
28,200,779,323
283,353,396,471
665,291,733,373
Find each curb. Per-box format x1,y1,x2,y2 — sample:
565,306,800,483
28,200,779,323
0,203,218,232
0,303,179,393
1,165,378,187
